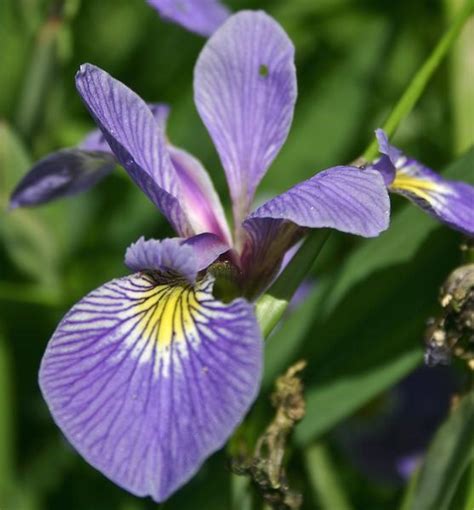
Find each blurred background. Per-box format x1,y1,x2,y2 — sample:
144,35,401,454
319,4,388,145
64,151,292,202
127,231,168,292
0,0,473,509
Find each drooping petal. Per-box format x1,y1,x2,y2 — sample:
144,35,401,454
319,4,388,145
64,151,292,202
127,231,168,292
247,166,390,237
9,149,116,209
390,159,474,236
194,11,297,224
373,130,474,236
76,64,192,237
148,0,230,36
169,146,231,243
39,271,262,502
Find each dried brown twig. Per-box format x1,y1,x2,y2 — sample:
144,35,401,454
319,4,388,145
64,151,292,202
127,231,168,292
231,360,307,510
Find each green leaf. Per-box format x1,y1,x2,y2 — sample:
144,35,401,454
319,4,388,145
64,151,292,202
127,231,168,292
407,393,474,510
0,122,61,288
298,350,422,445
323,148,474,317
296,201,463,443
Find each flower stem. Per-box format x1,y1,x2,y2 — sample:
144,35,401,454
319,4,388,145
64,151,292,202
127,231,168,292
363,0,474,161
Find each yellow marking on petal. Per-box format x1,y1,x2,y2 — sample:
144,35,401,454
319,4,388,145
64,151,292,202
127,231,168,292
391,174,447,204
128,278,206,357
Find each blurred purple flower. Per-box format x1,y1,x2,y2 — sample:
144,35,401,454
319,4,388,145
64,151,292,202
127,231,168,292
337,366,457,484
32,11,391,503
147,0,230,36
371,130,474,237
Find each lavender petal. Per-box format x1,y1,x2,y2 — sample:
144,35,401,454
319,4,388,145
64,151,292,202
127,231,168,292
194,11,297,224
390,159,474,236
9,149,116,209
169,146,231,243
125,237,198,281
39,271,262,502
76,64,192,236
247,166,390,237
148,0,230,37
183,232,230,270
373,130,474,236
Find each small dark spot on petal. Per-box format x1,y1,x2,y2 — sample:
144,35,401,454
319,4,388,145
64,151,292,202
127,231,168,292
259,64,269,78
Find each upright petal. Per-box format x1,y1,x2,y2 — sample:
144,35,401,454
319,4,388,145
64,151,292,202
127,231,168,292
194,11,297,224
39,269,262,501
148,0,230,36
373,130,474,236
80,104,170,153
9,149,116,209
76,64,192,236
247,166,390,237
169,146,231,243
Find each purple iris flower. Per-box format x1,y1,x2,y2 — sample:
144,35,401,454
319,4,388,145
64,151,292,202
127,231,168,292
37,11,391,502
371,130,474,237
147,0,230,36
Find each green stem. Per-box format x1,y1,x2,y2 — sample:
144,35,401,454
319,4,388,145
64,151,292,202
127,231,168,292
399,468,421,510
255,230,329,338
305,442,353,510
363,0,474,161
0,332,15,499
15,16,63,137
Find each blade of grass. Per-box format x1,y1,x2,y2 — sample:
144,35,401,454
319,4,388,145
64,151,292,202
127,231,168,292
363,0,474,161
305,442,353,510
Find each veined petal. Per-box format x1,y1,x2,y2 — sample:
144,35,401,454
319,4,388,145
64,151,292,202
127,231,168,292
194,11,297,224
247,166,390,237
76,64,192,236
80,104,170,154
125,235,229,279
9,149,116,209
125,238,198,281
8,103,172,210
148,0,230,36
39,271,262,502
390,159,474,236
373,129,474,236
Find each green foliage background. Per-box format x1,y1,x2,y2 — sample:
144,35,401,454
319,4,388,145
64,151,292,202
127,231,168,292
0,0,473,509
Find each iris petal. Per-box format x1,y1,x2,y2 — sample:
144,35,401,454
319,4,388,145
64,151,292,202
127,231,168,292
148,0,230,36
247,166,390,237
39,271,262,502
9,149,116,209
76,64,193,236
194,11,297,225
390,160,474,236
372,130,474,236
